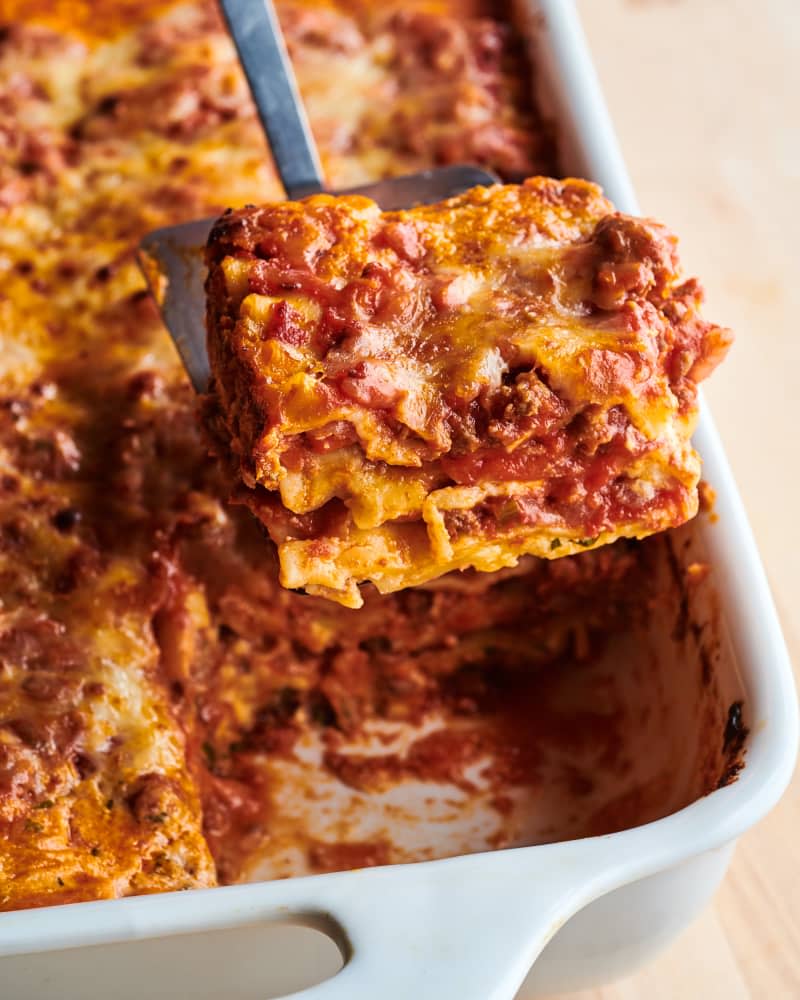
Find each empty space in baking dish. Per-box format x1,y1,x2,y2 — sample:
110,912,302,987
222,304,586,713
234,509,746,883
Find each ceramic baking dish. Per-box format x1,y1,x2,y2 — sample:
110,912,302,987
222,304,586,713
1,2,796,998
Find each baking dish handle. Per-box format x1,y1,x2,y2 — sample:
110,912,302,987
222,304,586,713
286,838,630,1000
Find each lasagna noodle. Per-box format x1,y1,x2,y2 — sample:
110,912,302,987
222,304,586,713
205,179,731,607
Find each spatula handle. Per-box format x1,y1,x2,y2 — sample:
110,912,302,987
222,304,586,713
219,0,324,200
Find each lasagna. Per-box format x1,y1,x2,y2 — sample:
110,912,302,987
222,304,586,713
205,180,731,607
0,0,739,914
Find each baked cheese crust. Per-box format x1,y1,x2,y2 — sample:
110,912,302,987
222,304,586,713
205,179,731,607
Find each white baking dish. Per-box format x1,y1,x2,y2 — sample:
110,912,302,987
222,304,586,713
1,2,796,998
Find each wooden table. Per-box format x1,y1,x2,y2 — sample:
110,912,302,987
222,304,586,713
552,2,800,997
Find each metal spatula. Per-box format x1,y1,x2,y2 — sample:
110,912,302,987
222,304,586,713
138,0,498,393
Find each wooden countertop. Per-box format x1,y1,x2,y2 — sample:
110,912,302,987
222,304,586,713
553,1,800,997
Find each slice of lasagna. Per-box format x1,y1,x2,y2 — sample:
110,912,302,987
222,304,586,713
205,177,731,608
